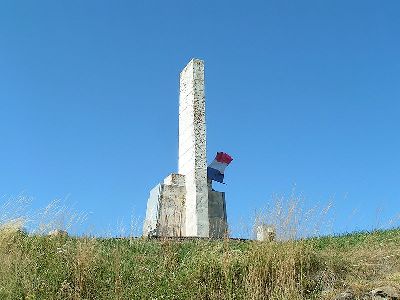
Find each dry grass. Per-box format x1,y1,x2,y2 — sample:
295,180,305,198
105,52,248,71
253,192,333,241
1,229,399,299
0,232,322,299
0,195,399,299
311,230,400,299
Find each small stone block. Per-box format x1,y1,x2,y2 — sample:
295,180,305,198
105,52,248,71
256,224,276,242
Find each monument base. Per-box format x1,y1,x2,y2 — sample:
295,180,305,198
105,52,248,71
143,175,228,238
142,174,186,237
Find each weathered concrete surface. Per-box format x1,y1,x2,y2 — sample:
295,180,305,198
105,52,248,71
256,224,276,242
142,174,186,237
178,59,209,237
143,177,228,238
143,59,230,239
208,189,228,238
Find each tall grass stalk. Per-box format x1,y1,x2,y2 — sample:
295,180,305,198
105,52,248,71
0,195,399,299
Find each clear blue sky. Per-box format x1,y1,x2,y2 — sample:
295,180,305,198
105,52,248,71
1,1,399,237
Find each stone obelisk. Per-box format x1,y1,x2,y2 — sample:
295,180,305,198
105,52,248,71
178,59,209,237
143,59,228,239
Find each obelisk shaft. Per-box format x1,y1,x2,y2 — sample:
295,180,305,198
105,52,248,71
178,59,209,237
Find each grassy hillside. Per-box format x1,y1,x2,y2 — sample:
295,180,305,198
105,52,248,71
0,227,399,299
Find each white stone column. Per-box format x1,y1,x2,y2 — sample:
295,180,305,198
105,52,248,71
178,59,209,237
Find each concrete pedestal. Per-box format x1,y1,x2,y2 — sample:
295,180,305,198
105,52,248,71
142,174,185,237
143,175,228,238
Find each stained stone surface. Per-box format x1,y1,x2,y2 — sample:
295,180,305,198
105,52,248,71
142,174,186,237
143,59,229,238
178,59,209,237
256,224,276,242
208,189,228,238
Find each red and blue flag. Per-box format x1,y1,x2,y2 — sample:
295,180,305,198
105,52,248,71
207,152,233,183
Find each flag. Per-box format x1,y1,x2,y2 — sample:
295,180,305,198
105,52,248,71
207,152,233,183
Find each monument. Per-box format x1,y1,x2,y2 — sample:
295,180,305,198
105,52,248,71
142,59,228,238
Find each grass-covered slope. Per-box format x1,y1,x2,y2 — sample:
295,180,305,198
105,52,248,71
0,228,399,299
